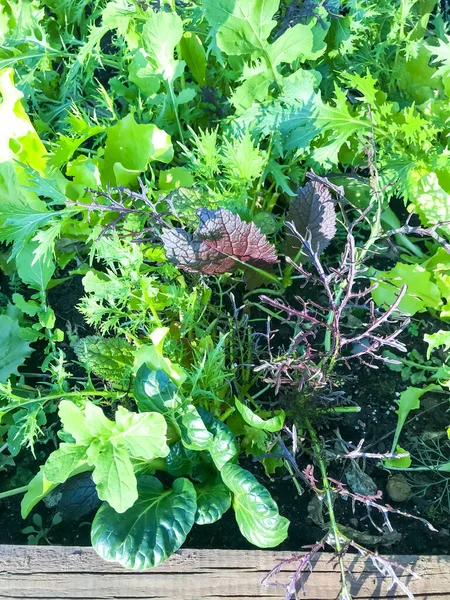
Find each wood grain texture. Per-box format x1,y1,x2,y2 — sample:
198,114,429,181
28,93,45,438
0,545,449,599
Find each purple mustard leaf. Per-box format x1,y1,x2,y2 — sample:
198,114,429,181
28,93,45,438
286,180,337,257
161,208,278,275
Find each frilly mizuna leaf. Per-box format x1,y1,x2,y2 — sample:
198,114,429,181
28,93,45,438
286,180,336,257
91,476,197,569
221,463,289,548
161,208,277,275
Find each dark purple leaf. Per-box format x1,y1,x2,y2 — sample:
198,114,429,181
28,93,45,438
285,180,336,257
161,208,278,275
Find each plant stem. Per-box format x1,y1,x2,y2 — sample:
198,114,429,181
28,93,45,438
305,419,352,600
0,485,28,500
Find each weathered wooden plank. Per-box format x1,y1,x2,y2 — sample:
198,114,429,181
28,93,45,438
0,546,449,599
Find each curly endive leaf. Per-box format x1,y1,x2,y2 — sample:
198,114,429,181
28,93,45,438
74,336,135,384
162,208,277,275
285,180,336,257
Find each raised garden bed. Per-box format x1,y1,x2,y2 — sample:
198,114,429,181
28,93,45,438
1,546,450,600
1,2,450,600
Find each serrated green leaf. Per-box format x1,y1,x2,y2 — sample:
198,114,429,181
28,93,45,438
221,463,289,548
58,400,92,445
16,240,56,292
424,330,450,359
43,443,89,484
91,476,197,569
112,406,169,460
0,315,33,383
90,441,138,513
74,336,135,384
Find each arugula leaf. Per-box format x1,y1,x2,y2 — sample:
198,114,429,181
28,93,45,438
162,208,278,275
91,476,197,569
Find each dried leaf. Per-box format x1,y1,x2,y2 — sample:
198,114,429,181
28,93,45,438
162,208,277,275
285,180,336,257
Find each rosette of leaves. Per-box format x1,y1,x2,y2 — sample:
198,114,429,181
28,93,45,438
91,365,289,569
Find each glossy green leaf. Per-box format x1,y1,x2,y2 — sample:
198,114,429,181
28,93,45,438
234,398,285,432
177,404,213,451
221,463,289,548
198,408,239,470
195,481,231,525
91,477,197,569
134,365,181,413
166,441,201,477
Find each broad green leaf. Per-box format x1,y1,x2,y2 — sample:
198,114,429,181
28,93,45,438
74,336,135,384
84,403,115,440
235,398,285,432
90,442,138,513
134,366,181,413
221,463,289,548
91,476,197,569
142,10,184,83
177,404,213,451
179,33,206,85
371,263,442,316
16,240,56,292
21,469,58,519
0,315,33,383
0,202,55,261
0,68,46,170
166,441,201,477
407,170,450,230
128,49,161,96
203,0,279,57
43,443,89,484
424,330,450,359
101,113,173,187
384,445,412,469
198,408,239,470
112,406,169,460
195,481,231,525
58,400,92,445
21,462,91,518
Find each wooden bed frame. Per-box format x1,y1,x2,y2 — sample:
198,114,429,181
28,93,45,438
0,545,449,599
